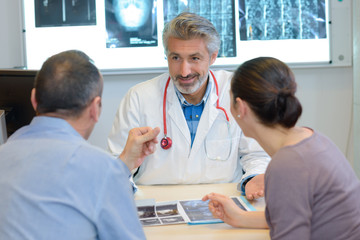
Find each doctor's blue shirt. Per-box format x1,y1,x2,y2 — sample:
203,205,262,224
175,79,212,147
175,78,256,193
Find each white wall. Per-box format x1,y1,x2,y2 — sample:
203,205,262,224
88,67,353,161
353,1,360,178
0,0,24,68
294,67,353,156
0,0,354,164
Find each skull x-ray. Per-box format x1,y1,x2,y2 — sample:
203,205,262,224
239,0,326,40
106,0,158,48
163,0,236,58
35,0,96,27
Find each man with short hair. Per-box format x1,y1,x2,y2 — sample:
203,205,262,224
0,50,159,239
108,12,270,199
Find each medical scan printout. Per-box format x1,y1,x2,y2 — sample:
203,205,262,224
136,196,255,226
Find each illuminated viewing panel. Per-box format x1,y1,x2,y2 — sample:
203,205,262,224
164,0,236,58
106,0,158,48
239,0,326,41
24,0,329,71
35,0,97,27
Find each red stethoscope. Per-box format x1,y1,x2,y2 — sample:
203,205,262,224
160,70,230,150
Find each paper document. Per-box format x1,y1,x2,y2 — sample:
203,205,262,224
136,196,255,226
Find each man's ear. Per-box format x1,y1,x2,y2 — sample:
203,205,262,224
209,50,218,66
30,88,37,111
89,96,102,123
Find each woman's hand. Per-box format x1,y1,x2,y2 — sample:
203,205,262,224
202,193,245,228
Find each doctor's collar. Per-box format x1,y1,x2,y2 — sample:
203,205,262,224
174,76,213,107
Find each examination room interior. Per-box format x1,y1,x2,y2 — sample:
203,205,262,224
0,0,359,178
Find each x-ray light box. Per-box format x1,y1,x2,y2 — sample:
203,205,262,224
22,0,346,72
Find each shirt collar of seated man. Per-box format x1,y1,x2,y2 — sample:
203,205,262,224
30,50,159,172
30,88,102,141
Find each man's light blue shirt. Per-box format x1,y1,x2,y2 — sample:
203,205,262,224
0,116,145,240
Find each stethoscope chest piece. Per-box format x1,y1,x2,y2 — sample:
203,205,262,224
160,136,172,149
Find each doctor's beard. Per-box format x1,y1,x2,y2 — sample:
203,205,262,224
172,73,208,95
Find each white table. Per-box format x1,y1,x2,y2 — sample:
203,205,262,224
135,183,270,240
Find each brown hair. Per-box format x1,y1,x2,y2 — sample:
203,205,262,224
34,50,102,117
231,57,302,128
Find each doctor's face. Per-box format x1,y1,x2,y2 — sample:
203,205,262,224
167,37,217,96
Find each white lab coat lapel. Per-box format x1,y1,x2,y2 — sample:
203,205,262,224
166,80,191,145
189,78,219,159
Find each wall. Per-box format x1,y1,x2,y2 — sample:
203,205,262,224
353,0,360,178
0,0,355,165
0,0,23,68
89,67,353,161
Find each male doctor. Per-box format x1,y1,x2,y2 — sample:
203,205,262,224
108,12,270,200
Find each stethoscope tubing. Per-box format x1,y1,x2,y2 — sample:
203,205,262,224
161,70,229,149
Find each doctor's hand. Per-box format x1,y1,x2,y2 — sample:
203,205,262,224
245,174,265,200
202,193,244,228
119,127,160,171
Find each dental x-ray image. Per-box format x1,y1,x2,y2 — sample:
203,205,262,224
105,0,158,48
35,0,96,27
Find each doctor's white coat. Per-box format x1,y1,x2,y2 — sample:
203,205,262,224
108,70,270,185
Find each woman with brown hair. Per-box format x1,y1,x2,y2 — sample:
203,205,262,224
203,57,360,239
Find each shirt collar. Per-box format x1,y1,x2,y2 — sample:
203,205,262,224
174,73,213,107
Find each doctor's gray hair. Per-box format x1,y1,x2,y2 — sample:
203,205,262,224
162,12,221,56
